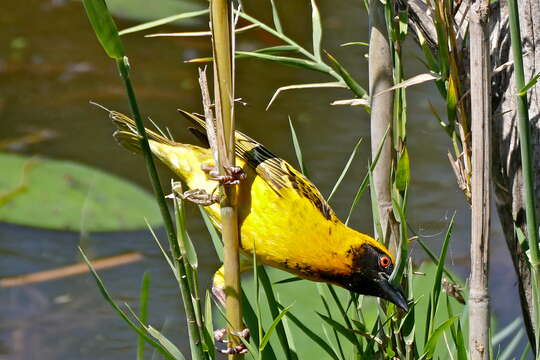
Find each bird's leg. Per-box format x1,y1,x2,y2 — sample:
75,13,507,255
201,163,246,185
212,260,253,354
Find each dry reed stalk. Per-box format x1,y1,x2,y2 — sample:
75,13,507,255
468,0,491,358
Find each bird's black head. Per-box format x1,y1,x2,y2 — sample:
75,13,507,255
343,243,408,311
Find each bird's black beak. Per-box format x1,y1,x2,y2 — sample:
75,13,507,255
378,276,408,311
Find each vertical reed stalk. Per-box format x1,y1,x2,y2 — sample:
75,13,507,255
468,0,491,358
508,0,540,353
210,0,243,357
116,59,206,360
82,2,207,358
368,0,397,253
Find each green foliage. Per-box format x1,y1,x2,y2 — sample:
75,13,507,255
80,248,181,360
137,272,150,360
119,9,208,36
82,0,124,59
240,262,465,360
0,153,161,231
508,0,540,353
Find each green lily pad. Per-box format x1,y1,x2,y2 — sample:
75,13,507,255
0,153,162,232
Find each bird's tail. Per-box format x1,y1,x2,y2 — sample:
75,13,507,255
110,111,176,154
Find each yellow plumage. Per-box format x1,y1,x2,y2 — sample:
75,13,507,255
111,111,396,291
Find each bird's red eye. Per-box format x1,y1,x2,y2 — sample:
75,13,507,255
379,256,391,268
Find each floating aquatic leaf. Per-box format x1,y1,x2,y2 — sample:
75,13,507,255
0,153,161,231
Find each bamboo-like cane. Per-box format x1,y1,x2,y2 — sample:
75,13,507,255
468,0,491,358
209,0,243,358
508,0,540,353
368,0,397,253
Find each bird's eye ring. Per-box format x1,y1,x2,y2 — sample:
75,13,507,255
379,256,391,268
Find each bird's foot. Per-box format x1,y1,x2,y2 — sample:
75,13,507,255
214,328,250,354
177,188,220,206
201,164,246,185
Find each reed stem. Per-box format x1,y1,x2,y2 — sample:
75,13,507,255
116,58,205,360
468,0,491,358
508,0,540,354
210,0,243,357
368,0,397,253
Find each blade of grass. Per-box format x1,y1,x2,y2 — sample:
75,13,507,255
82,0,124,59
415,236,457,284
174,193,197,283
185,45,301,64
251,246,264,351
259,305,293,351
204,291,215,360
327,138,363,202
147,326,186,360
345,125,389,225
288,117,309,177
273,276,303,285
317,313,359,346
269,0,282,33
258,266,295,360
323,322,346,360
389,189,409,285
324,51,367,99
420,317,458,360
137,272,151,360
498,329,525,360
146,24,258,38
79,248,178,360
145,219,179,282
310,0,322,61
236,11,320,62
325,284,361,348
277,294,297,358
317,284,346,359
445,295,466,360
126,304,187,360
428,214,455,338
519,344,531,360
199,206,224,261
368,164,384,242
267,82,345,110
282,309,340,360
235,51,328,73
508,0,540,352
341,42,369,47
119,9,209,35
517,72,540,97
492,318,522,346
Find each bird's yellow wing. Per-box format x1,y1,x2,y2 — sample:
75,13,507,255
179,110,337,222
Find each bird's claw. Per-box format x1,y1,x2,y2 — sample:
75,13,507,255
214,328,250,354
177,189,220,206
201,164,246,185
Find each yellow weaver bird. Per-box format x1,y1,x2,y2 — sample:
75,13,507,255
111,110,408,311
